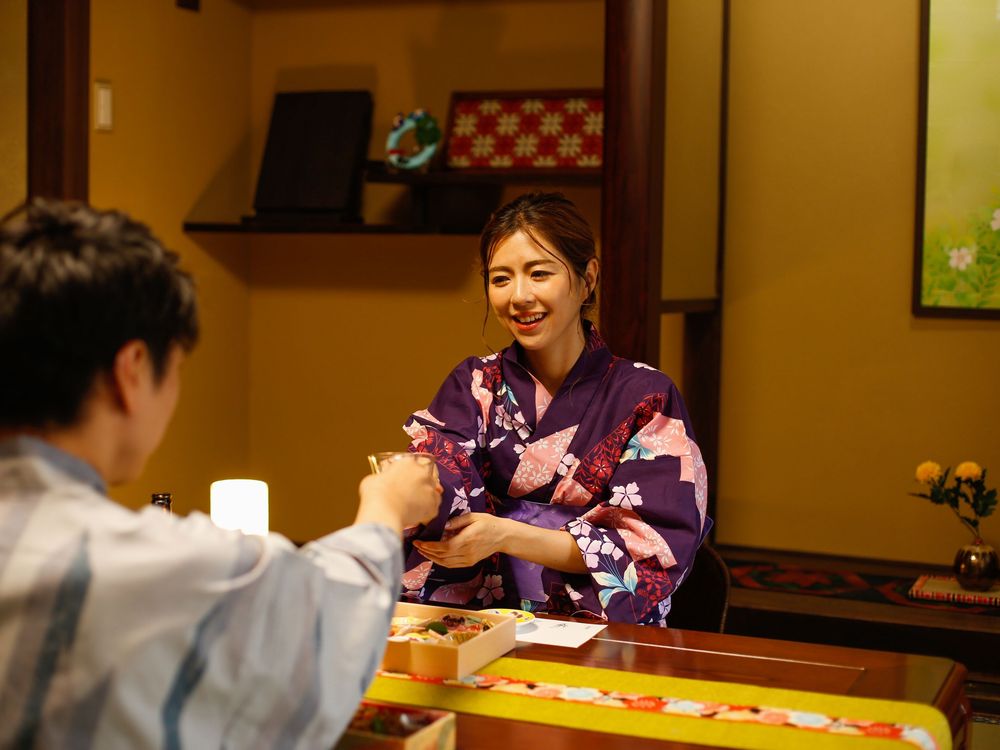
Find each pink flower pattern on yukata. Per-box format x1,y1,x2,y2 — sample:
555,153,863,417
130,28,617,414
610,482,642,510
582,505,676,569
470,369,494,428
477,574,504,606
556,453,576,477
412,409,444,426
508,425,579,497
403,420,429,449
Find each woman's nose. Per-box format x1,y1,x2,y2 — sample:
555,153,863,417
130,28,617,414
511,277,535,305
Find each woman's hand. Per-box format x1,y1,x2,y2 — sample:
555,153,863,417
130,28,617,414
413,513,508,568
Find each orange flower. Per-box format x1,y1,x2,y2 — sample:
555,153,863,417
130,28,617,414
954,461,983,481
914,461,942,483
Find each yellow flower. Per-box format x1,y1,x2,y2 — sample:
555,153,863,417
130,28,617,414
954,461,983,481
915,461,942,483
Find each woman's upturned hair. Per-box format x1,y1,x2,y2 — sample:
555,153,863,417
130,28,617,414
0,199,199,428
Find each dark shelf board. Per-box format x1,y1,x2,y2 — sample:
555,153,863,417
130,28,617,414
183,220,478,235
364,160,602,186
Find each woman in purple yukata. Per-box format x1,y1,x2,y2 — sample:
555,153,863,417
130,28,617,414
401,192,711,626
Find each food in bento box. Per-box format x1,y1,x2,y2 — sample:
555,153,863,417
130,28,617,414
388,613,494,644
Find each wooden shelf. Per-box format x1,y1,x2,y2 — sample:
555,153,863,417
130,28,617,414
364,160,602,186
184,162,602,237
183,220,476,235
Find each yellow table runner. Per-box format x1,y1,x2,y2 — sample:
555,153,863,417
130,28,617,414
366,657,950,750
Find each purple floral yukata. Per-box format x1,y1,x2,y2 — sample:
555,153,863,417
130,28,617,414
401,324,711,625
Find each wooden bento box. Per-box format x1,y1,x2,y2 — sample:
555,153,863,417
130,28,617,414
336,701,455,750
381,602,516,679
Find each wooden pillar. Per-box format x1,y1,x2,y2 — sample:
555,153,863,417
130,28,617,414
600,0,666,364
28,0,89,201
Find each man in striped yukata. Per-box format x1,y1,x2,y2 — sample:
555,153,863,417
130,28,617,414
0,200,441,749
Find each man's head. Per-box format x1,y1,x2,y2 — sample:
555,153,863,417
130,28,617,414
0,199,199,481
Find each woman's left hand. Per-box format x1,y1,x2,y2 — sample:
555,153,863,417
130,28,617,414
413,513,508,568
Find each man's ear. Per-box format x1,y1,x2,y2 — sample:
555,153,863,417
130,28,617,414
110,340,152,416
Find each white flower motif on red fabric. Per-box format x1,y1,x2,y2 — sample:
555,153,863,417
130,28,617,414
577,155,600,168
540,112,564,135
478,99,502,115
521,99,544,114
610,482,642,510
564,98,589,114
496,112,520,136
477,574,504,606
584,111,603,135
453,112,478,136
490,154,513,168
557,134,582,159
472,134,496,158
514,134,539,158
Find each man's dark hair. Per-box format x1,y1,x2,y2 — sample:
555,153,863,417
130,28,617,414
0,199,199,428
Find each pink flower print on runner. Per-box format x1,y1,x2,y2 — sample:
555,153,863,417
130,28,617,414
583,505,677,569
508,425,579,498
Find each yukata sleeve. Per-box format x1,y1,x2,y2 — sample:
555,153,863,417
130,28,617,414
160,514,402,748
553,380,710,625
399,358,497,605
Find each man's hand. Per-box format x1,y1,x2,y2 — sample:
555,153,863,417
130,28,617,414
413,513,509,568
356,456,442,534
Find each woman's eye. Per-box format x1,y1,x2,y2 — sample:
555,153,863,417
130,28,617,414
531,271,552,280
490,275,509,286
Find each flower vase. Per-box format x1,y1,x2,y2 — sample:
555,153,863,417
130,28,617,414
953,539,999,591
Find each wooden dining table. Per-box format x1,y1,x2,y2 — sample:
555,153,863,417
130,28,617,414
439,620,970,750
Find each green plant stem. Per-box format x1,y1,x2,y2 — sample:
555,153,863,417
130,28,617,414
949,505,981,541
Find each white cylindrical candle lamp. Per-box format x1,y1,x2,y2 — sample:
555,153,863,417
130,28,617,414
210,479,269,536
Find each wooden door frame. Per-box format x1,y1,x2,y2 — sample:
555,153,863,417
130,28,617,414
28,0,89,201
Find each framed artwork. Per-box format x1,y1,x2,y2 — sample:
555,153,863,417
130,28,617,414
913,0,1000,318
442,89,603,175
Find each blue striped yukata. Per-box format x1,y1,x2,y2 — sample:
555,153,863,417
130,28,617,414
0,437,401,749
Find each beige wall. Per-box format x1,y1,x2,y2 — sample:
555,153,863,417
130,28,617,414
90,0,254,514
662,0,722,302
717,0,1000,563
0,0,26,212
246,1,604,539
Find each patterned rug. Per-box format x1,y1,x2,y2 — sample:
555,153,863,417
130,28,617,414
725,559,1000,618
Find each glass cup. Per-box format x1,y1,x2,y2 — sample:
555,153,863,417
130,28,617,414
367,450,436,477
366,451,438,539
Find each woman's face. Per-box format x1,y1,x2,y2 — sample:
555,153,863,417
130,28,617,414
486,230,591,356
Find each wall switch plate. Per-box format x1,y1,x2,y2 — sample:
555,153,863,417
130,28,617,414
94,81,113,131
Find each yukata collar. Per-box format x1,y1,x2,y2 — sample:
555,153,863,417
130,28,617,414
0,434,108,495
502,320,613,398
